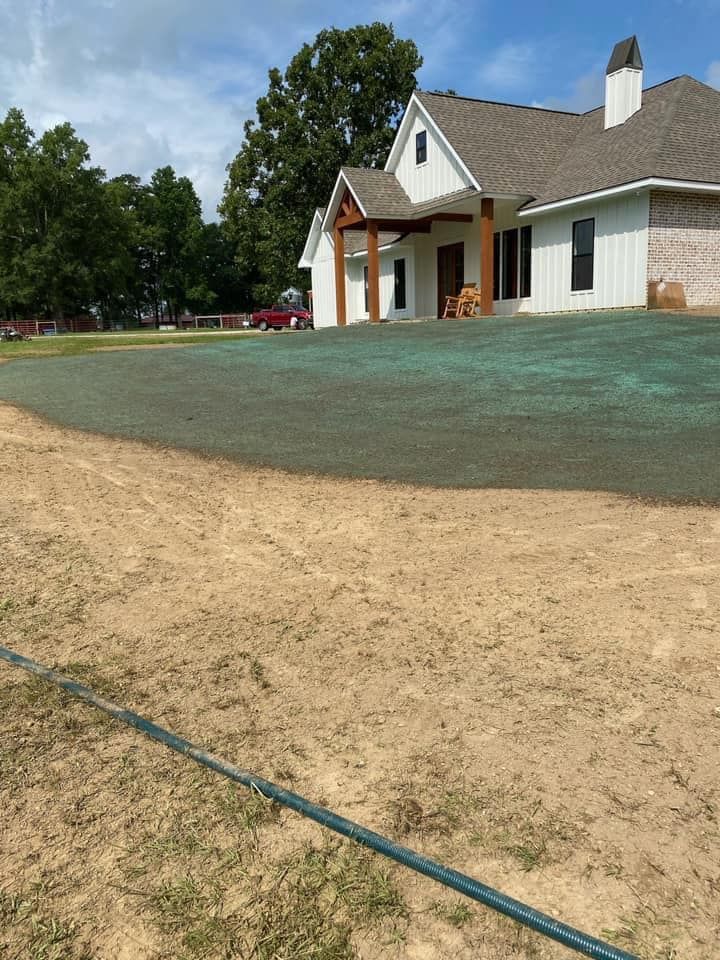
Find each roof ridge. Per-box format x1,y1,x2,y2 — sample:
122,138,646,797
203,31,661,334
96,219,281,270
646,74,691,177
417,89,581,117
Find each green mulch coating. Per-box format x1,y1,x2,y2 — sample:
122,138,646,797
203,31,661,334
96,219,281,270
1,311,719,500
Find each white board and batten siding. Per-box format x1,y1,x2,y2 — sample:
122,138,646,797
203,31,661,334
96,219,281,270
308,193,650,325
345,247,415,322
527,192,649,313
388,107,470,203
309,229,339,329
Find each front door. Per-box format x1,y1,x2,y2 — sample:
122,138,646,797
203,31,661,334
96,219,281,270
437,242,465,317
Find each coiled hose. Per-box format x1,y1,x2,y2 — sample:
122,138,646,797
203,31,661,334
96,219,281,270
0,645,637,960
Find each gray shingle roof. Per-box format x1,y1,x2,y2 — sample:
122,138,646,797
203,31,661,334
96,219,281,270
344,231,404,255
522,76,720,208
341,167,415,219
341,166,476,220
329,74,720,227
418,76,720,210
415,91,579,197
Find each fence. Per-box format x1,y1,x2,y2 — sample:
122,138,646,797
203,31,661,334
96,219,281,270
7,317,97,337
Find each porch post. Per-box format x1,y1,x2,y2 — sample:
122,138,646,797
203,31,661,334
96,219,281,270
480,197,494,316
367,220,381,323
334,227,347,326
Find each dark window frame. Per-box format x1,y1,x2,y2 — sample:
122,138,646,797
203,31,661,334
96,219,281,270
492,232,501,301
492,226,532,301
394,258,406,310
415,130,427,165
571,218,595,292
520,225,532,298
363,265,369,313
501,228,519,300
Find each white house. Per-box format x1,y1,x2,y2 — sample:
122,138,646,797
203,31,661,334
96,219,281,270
299,36,720,327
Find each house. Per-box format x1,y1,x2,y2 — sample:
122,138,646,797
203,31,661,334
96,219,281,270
299,36,720,327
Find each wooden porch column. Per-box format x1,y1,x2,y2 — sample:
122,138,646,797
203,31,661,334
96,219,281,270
480,197,494,316
334,227,347,327
367,220,380,323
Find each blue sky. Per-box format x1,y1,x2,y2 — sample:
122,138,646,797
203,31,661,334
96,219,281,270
1,0,719,216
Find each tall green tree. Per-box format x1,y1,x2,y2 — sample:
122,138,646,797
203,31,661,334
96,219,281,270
220,22,422,304
187,222,253,315
0,109,38,318
0,110,125,320
145,166,205,323
27,124,113,317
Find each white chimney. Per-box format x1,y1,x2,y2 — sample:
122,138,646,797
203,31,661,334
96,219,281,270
604,36,643,129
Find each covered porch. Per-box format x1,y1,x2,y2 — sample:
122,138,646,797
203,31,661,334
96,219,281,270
323,169,502,325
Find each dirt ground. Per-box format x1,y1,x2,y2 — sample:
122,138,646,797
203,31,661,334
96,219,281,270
0,403,718,960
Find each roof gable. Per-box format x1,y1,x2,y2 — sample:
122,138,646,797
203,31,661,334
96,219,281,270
385,92,480,191
415,91,580,197
298,208,324,268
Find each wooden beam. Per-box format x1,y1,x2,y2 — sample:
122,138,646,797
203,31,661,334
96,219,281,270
425,213,473,223
367,220,380,324
335,209,365,230
375,219,432,233
480,197,494,317
334,227,347,327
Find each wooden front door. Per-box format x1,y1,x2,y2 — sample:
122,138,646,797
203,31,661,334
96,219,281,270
437,242,465,317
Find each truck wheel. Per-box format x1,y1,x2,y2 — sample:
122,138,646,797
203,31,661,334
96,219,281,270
296,319,306,331
258,320,268,332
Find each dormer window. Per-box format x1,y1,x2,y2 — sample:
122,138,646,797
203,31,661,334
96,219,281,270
415,130,427,165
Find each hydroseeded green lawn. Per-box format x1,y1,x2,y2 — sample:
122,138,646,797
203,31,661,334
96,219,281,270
1,311,719,500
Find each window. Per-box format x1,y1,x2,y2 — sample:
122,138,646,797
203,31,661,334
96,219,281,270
571,218,594,291
493,226,532,301
493,233,500,301
502,229,518,300
520,225,532,298
415,130,427,165
394,258,406,310
363,265,369,313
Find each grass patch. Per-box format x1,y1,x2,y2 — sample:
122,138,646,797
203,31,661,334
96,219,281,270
601,905,682,960
0,330,259,362
432,898,474,928
0,888,90,960
0,661,134,793
390,778,584,873
123,816,407,960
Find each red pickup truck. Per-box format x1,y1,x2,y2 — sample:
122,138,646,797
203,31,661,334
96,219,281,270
250,304,313,331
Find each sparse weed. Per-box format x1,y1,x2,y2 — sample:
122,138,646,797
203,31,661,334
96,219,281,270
433,899,474,927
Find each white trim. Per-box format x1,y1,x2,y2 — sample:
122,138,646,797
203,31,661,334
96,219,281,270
320,170,369,233
518,177,720,217
298,209,323,268
385,92,482,191
348,241,408,259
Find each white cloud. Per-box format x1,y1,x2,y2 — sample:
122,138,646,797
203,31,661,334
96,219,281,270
539,69,605,113
0,0,491,216
0,0,337,217
477,42,536,90
707,60,720,88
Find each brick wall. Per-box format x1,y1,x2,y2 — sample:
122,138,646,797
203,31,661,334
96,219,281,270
647,190,720,306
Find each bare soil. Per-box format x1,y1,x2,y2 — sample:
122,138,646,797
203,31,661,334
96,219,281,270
0,403,718,960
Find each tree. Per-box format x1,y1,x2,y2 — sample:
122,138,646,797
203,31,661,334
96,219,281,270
0,110,123,320
0,109,37,318
220,22,422,304
144,166,205,324
30,124,112,317
187,222,253,315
